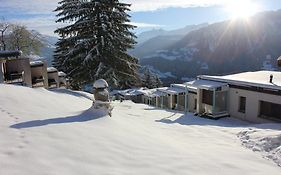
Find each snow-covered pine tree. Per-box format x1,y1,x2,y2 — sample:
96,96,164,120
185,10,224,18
142,66,163,88
154,75,163,88
142,67,154,89
53,0,140,89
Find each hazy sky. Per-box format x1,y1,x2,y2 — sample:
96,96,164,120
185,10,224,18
1,0,281,36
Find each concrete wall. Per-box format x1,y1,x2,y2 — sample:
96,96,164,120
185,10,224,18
228,87,281,123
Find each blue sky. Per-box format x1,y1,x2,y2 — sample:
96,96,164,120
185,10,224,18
1,0,281,36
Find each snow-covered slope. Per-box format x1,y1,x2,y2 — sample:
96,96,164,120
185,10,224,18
0,84,280,175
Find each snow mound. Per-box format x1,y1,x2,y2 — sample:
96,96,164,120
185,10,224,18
238,125,281,167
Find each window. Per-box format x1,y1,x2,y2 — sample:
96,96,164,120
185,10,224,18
202,89,213,105
194,99,197,110
260,101,281,121
239,96,246,113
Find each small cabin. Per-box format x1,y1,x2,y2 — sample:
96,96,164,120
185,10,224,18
0,51,32,86
118,88,147,103
58,71,67,87
185,79,229,118
142,89,166,108
47,67,59,88
30,60,48,88
157,87,186,110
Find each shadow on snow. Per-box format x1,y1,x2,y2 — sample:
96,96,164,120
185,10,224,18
10,107,106,129
50,88,94,101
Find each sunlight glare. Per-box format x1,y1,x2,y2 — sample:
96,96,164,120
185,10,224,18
224,0,261,19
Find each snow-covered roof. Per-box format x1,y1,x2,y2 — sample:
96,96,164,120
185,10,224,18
185,79,228,90
199,71,281,91
171,83,197,92
30,61,44,67
47,67,58,73
142,88,166,97
157,87,186,95
0,50,22,58
118,88,148,96
58,71,66,77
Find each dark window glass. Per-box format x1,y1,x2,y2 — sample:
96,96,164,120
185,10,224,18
260,101,281,121
239,96,246,113
174,95,178,104
194,99,197,110
202,90,213,105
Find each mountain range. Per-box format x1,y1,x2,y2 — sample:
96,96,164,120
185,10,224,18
135,10,281,85
38,9,281,85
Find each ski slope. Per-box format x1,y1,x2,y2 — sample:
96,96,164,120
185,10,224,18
0,84,280,175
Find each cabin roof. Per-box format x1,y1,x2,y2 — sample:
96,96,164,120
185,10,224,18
0,50,22,59
157,87,186,95
30,61,44,67
47,67,58,73
58,71,66,77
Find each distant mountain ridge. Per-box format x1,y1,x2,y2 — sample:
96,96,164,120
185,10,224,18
30,30,58,66
131,23,208,58
139,10,281,84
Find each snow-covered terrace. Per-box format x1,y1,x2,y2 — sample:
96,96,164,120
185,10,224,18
199,71,281,90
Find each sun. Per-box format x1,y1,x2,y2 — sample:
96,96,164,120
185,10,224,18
224,0,261,19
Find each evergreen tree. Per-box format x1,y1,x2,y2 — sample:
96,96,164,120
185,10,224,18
154,75,163,88
142,67,153,88
142,67,162,89
54,0,140,89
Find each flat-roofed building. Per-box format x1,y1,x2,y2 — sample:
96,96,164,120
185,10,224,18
198,71,281,123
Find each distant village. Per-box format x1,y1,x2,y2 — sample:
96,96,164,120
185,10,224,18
1,50,281,124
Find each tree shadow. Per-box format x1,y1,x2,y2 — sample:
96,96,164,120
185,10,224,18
10,107,107,129
50,88,94,101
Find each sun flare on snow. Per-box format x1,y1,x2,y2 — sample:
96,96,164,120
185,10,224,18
224,0,262,19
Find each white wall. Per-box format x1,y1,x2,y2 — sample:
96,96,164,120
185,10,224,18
228,87,281,123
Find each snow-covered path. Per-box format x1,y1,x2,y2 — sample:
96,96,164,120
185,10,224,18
0,84,280,175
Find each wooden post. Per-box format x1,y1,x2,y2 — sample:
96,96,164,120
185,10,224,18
212,89,216,115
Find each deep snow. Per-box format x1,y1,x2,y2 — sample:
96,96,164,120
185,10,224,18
0,84,280,175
